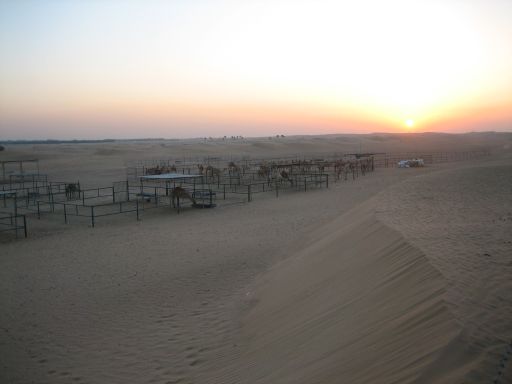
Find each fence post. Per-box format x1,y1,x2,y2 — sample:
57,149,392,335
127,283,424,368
64,203,68,224
112,186,115,204
126,180,130,201
37,201,40,219
90,206,95,228
136,199,139,220
326,174,329,188
23,215,27,238
304,177,307,192
248,184,252,202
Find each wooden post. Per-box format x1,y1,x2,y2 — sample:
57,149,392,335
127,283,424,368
136,199,139,220
126,180,130,201
112,186,116,204
37,201,40,219
63,203,68,224
304,177,307,192
275,180,279,198
248,184,251,202
23,215,27,238
90,206,95,228
223,184,226,200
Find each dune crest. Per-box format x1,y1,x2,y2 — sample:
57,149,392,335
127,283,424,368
233,204,459,383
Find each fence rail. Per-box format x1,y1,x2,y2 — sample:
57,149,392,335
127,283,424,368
0,213,27,238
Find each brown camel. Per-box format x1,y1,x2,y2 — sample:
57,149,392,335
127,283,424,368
171,187,196,208
258,164,269,178
277,169,294,186
65,183,80,200
228,161,240,175
205,165,222,182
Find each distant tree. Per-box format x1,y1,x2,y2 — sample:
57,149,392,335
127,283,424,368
281,135,285,138
0,145,4,151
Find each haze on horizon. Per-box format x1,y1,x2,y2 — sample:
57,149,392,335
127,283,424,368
1,0,511,140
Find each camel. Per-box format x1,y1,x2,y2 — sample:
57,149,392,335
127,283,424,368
228,161,241,176
359,157,372,176
277,169,294,186
334,159,351,181
146,164,177,175
349,160,357,180
65,183,79,200
205,165,222,182
258,164,270,178
334,160,344,180
145,166,160,175
171,187,196,209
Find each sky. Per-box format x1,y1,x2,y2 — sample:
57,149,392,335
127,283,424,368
1,0,511,139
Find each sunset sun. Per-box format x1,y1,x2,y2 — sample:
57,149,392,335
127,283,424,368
405,119,415,129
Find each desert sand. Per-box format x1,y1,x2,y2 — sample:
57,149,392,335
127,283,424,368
0,132,511,384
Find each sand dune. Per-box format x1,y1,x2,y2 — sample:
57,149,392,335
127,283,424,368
232,204,459,384
224,158,512,384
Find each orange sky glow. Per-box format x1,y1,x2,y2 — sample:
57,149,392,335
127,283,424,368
1,0,511,139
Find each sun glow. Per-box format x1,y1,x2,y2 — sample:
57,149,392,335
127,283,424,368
0,0,512,139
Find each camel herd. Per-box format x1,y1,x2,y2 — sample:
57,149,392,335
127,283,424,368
145,164,177,175
145,156,374,185
142,155,374,210
252,156,374,184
